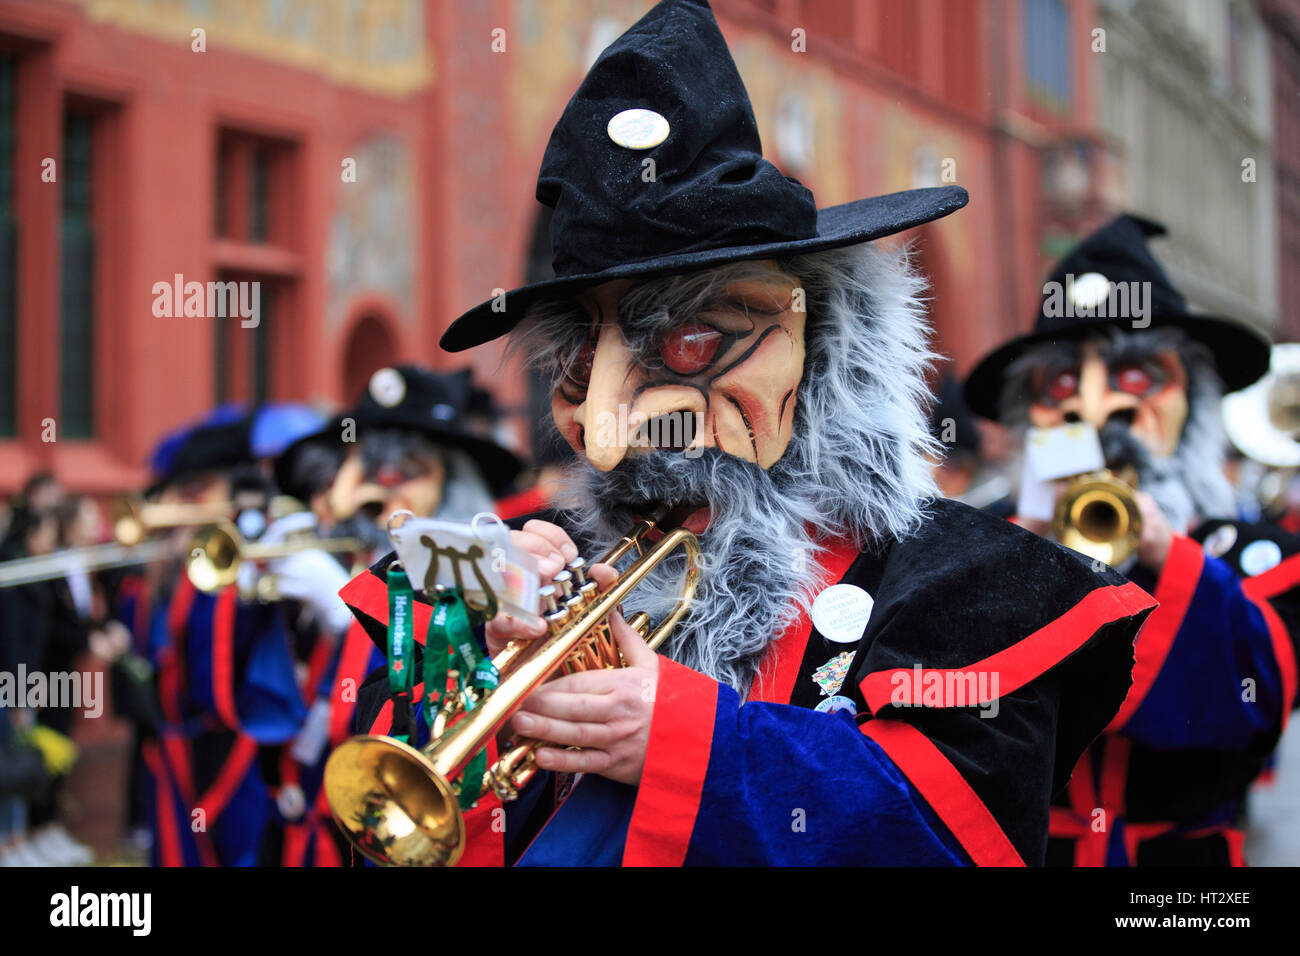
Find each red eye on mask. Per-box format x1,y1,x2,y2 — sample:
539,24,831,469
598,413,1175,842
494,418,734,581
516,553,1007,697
661,323,722,375
566,341,595,386
1115,364,1154,396
1047,369,1079,404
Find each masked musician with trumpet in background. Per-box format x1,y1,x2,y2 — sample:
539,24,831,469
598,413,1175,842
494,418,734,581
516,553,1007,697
964,214,1300,866
247,368,522,866
325,0,1155,867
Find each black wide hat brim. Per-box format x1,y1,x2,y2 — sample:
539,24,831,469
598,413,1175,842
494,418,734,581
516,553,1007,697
963,312,1272,421
440,186,969,352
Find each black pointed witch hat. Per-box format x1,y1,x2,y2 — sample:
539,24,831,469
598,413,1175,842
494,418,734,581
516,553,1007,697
439,0,967,352
963,214,1270,420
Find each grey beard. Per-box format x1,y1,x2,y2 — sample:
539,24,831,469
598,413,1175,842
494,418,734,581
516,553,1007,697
1098,422,1205,532
556,447,826,700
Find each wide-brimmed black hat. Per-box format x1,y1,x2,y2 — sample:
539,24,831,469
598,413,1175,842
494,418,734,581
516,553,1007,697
439,0,967,352
341,365,524,494
963,214,1270,420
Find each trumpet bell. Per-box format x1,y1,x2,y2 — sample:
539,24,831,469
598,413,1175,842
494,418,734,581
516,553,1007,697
186,522,242,593
1054,472,1143,568
323,736,464,867
322,513,700,866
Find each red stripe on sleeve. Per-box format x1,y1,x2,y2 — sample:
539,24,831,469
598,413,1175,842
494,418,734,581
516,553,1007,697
862,718,1024,866
622,658,719,866
1240,580,1298,728
143,741,184,867
1105,535,1203,731
1239,551,1300,600
331,623,379,744
339,567,433,643
861,580,1155,713
194,734,260,822
211,586,242,732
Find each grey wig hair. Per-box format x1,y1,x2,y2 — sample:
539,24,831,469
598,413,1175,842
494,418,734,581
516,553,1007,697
508,243,940,697
998,325,1237,529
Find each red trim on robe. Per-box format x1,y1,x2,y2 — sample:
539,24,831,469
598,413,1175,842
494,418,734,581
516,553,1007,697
861,581,1155,713
143,741,184,867
1240,550,1300,601
748,538,861,704
1105,535,1204,732
495,486,551,521
621,658,719,866
159,575,197,726
862,718,1025,866
1239,582,1298,729
331,623,378,744
364,682,506,867
211,586,242,731
193,734,259,823
339,567,434,644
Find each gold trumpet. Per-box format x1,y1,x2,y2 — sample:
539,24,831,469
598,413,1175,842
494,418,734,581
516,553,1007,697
322,510,701,867
185,519,361,595
1053,469,1143,568
113,498,234,546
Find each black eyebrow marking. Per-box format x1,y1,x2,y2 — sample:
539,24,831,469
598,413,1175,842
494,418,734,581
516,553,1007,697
712,324,782,380
779,388,795,424
725,394,758,460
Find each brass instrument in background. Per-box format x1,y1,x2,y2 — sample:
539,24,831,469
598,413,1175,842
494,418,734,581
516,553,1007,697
322,509,701,867
1222,344,1300,514
112,498,233,546
0,538,179,588
185,519,361,598
1053,469,1143,568
0,497,236,589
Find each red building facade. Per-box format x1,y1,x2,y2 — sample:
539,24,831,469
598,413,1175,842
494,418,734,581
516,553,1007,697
0,0,1108,495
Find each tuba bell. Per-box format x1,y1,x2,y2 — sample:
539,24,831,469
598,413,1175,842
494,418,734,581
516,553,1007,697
1053,469,1143,568
322,508,700,867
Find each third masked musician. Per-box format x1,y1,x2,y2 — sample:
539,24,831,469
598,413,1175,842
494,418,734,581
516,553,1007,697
964,214,1300,866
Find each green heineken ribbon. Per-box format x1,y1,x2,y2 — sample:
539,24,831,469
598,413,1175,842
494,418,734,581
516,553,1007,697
386,564,416,743
425,588,499,809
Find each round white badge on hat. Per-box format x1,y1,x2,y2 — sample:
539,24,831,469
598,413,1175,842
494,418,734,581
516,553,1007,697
1240,539,1283,576
607,108,670,150
1070,272,1111,310
1202,524,1238,559
811,584,873,644
369,368,405,408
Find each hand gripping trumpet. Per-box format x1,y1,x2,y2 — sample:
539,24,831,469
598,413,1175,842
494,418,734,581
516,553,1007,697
322,507,701,866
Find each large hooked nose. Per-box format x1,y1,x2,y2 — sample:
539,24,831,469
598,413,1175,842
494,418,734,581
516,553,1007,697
1056,350,1138,432
572,324,705,472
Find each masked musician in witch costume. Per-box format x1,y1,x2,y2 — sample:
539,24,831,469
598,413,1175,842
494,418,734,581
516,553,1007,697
340,0,1153,866
964,214,1300,866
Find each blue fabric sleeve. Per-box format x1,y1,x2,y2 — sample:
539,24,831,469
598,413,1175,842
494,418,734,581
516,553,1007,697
682,687,972,865
1125,554,1285,750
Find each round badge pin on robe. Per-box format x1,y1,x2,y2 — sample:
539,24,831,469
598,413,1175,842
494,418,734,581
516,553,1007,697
815,695,857,716
607,108,670,149
1202,524,1238,559
811,583,873,644
1240,539,1283,576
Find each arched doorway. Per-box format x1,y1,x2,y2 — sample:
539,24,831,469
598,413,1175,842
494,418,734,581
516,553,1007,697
342,312,398,402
